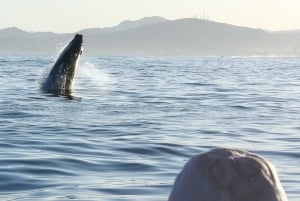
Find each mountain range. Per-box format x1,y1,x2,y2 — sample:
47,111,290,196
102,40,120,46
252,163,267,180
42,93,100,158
1,16,300,56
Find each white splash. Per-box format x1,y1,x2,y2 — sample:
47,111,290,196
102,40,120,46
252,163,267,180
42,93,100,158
74,61,115,96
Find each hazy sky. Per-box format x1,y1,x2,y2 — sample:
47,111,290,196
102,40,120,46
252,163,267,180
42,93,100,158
1,0,300,33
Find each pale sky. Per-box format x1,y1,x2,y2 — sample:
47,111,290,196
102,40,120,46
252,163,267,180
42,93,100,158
1,0,300,33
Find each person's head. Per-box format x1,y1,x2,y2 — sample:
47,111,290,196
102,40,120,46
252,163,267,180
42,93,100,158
168,148,287,201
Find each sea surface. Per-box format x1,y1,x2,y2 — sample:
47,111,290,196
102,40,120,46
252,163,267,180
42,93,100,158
0,56,300,200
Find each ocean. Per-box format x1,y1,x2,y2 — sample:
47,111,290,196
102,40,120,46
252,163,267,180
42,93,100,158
0,56,299,200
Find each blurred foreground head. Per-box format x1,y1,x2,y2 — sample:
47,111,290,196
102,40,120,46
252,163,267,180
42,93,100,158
168,148,288,201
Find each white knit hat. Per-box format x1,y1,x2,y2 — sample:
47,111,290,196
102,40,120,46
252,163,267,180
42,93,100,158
168,148,288,201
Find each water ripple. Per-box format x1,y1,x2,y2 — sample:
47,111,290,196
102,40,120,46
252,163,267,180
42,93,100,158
0,56,300,200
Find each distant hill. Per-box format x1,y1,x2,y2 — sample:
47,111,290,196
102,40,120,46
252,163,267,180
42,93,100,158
78,16,168,35
0,17,300,56
0,27,71,55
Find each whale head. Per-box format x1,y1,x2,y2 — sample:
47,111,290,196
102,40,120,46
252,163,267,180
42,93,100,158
56,34,83,65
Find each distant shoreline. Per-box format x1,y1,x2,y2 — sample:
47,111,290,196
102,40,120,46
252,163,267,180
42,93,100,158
1,17,300,57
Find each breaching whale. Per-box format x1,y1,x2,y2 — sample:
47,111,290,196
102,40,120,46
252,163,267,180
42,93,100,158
42,34,83,96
